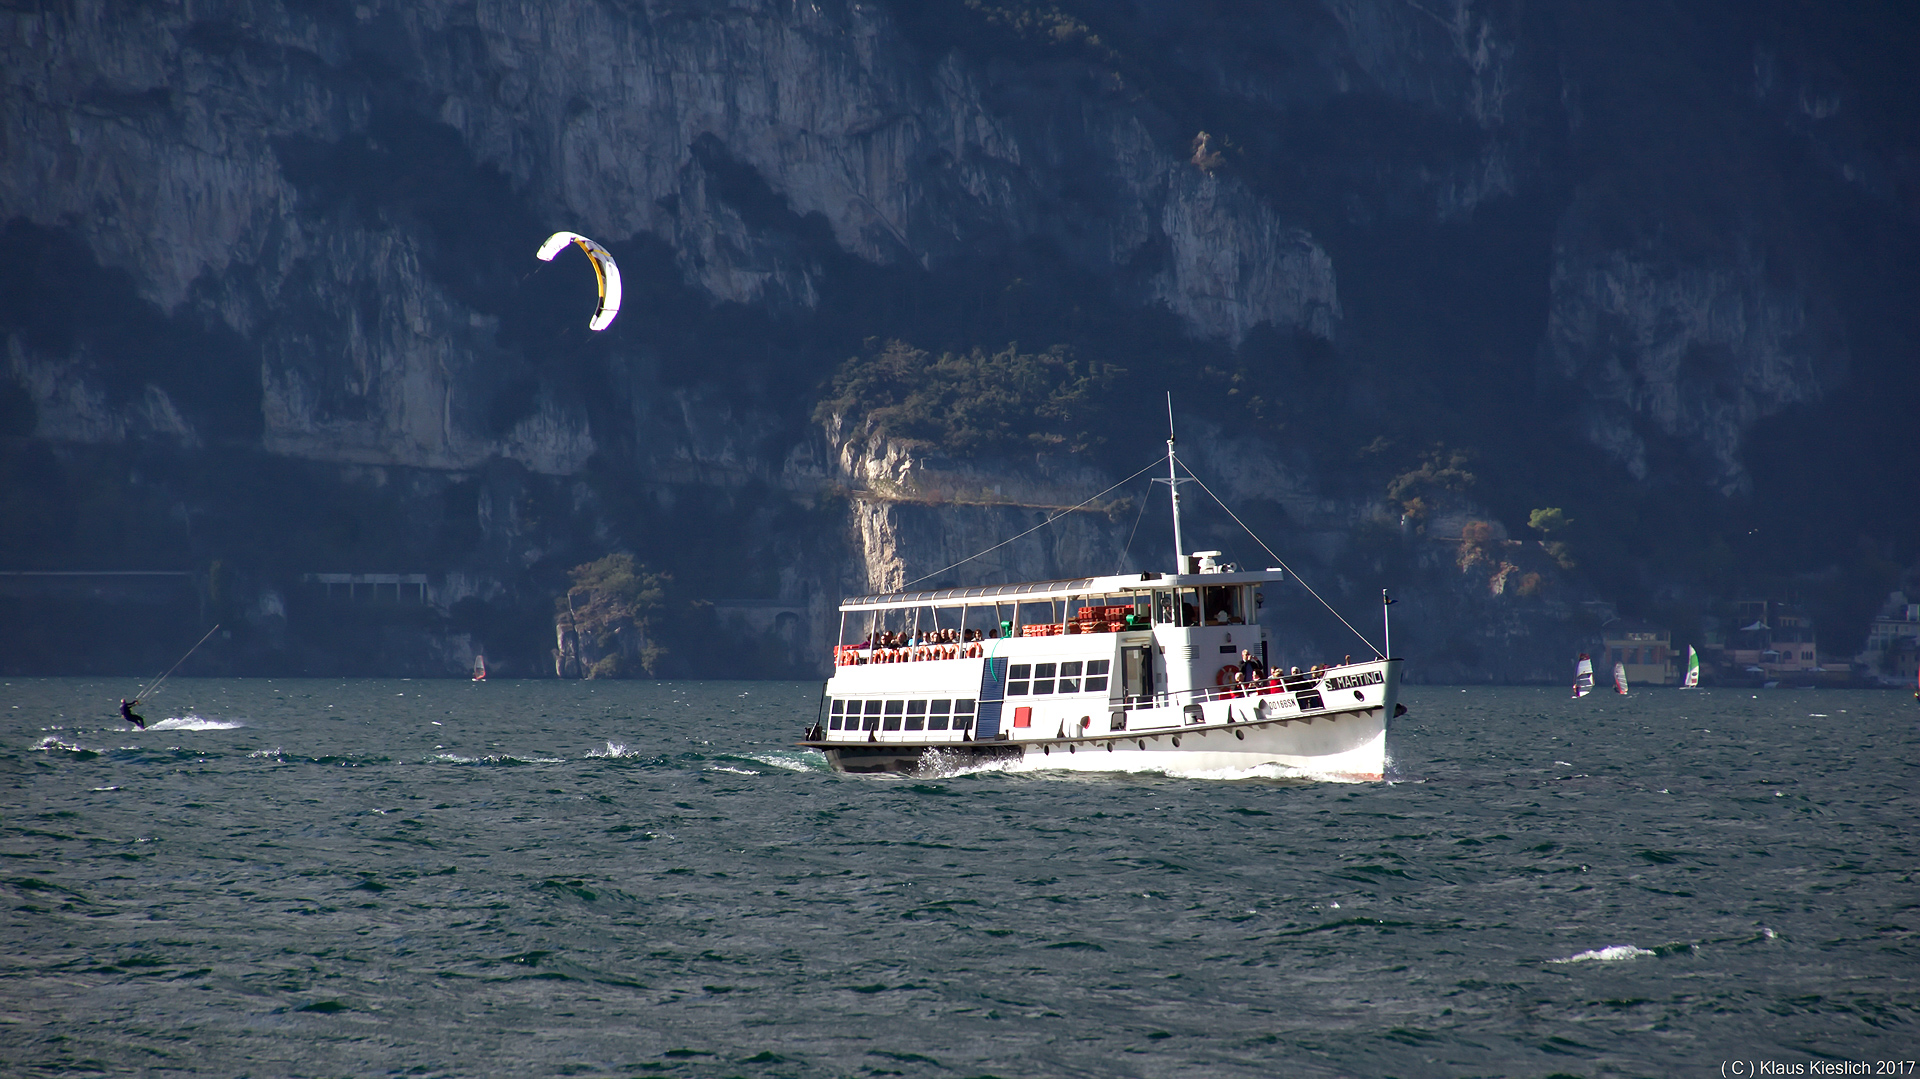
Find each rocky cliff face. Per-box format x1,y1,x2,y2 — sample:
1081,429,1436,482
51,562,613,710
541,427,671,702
2,0,1913,678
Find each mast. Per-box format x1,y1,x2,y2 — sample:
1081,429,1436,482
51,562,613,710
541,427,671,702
1165,393,1186,573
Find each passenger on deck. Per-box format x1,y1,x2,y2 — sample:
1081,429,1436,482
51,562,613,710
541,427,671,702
1239,649,1267,682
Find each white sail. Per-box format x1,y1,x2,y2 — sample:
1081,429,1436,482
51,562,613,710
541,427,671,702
472,655,487,682
1572,654,1594,698
1613,662,1629,694
1683,646,1700,688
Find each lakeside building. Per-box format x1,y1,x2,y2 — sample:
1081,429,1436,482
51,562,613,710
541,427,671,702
1713,599,1849,685
1855,591,1920,686
1600,620,1676,686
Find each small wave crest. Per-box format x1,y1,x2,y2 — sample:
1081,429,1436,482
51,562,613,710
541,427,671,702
432,752,564,766
747,753,822,773
149,715,245,731
1550,944,1656,964
248,747,283,759
32,736,90,755
586,742,632,758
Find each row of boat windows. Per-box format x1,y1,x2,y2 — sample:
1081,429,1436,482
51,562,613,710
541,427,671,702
828,698,978,732
1007,660,1109,696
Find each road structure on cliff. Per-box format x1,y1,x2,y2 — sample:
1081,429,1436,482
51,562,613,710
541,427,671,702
800,422,1404,778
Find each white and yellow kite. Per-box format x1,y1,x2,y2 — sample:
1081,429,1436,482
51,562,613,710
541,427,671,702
535,231,622,331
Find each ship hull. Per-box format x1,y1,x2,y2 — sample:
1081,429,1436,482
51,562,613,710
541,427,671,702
807,660,1398,780
816,706,1386,778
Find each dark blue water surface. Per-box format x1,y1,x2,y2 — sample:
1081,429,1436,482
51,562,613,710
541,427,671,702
2,678,1915,1077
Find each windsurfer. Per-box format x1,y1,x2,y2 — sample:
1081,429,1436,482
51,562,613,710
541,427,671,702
119,698,147,730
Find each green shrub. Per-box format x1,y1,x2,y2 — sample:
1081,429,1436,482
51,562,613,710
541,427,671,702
816,339,1120,457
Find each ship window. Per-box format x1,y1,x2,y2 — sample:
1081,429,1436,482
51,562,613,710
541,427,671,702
905,700,927,731
863,700,882,731
1032,662,1056,694
1056,661,1081,693
955,699,975,729
883,700,904,730
1085,658,1109,693
1201,585,1244,625
829,699,844,730
928,699,951,730
1007,663,1032,696
1154,592,1174,624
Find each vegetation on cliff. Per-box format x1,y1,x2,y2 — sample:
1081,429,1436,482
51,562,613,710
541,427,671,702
555,554,670,678
817,339,1121,457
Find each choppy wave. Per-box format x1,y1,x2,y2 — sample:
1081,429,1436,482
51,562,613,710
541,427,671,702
1550,944,1657,964
432,752,565,765
31,736,92,755
747,752,823,773
148,714,245,731
2,679,1908,1078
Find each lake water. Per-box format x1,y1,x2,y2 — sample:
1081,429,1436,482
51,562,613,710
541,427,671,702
2,677,1915,1077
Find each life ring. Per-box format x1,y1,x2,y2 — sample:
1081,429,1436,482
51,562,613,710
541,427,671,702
1215,665,1241,686
965,642,983,658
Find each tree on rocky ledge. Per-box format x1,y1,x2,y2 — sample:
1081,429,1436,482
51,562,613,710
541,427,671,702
816,339,1120,457
555,554,670,678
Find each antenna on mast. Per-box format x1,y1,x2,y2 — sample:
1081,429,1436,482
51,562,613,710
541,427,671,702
1151,391,1191,574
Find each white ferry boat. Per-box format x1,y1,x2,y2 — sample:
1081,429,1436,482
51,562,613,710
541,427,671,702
800,437,1403,779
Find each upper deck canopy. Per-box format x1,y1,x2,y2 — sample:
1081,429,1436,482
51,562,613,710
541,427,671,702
838,569,1283,613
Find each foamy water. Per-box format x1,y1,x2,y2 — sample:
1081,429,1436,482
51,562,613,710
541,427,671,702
1550,944,1658,964
147,714,246,730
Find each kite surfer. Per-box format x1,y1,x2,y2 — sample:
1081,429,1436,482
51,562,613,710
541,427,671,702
119,698,147,730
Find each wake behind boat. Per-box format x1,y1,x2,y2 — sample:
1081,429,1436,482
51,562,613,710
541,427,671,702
799,424,1402,779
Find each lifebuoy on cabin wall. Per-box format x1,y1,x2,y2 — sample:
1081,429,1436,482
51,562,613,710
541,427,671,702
1216,664,1241,686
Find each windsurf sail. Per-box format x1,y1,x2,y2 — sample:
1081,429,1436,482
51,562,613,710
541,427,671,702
472,655,487,682
1613,662,1629,694
1572,653,1594,698
1683,646,1700,688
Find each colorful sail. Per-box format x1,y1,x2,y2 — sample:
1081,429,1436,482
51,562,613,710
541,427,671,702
1613,662,1629,694
1572,653,1594,698
1683,646,1700,688
472,655,487,682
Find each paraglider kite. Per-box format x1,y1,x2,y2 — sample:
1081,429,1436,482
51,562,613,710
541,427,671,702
536,231,622,331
